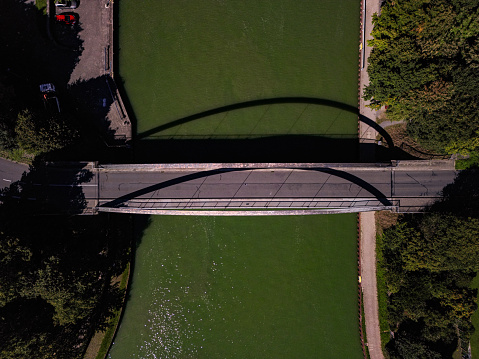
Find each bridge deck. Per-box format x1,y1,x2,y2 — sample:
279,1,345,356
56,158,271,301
89,161,456,214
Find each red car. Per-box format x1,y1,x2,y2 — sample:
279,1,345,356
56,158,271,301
55,14,77,25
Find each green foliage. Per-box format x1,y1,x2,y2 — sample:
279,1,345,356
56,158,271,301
375,232,391,350
0,185,132,359
365,0,479,152
15,109,78,154
0,120,16,150
35,0,47,15
379,210,479,357
456,150,479,170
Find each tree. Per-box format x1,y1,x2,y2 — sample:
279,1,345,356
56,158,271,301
403,213,479,272
380,209,479,357
15,109,77,154
364,0,479,152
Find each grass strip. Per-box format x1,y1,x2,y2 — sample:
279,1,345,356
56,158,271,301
360,296,371,359
35,0,47,15
470,274,479,357
375,231,390,352
0,149,33,165
93,263,130,359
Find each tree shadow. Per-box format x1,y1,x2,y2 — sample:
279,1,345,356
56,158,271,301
34,75,133,163
0,158,91,215
428,167,479,217
0,162,135,357
0,0,83,100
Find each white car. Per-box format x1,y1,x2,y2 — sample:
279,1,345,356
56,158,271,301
39,83,56,93
40,83,61,113
55,0,78,9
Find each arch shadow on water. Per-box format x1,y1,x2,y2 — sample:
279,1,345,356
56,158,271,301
100,167,393,210
137,97,394,148
129,97,401,163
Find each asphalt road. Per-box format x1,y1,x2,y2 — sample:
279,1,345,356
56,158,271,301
0,158,28,191
0,161,459,211
95,165,457,210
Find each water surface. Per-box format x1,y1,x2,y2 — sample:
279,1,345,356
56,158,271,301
108,215,362,358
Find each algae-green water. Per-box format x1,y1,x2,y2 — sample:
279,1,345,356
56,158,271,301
109,1,362,357
118,0,360,139
108,215,362,358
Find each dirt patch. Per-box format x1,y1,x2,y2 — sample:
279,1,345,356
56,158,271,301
375,211,399,235
381,123,446,159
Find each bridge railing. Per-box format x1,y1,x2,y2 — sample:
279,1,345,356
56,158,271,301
100,198,399,210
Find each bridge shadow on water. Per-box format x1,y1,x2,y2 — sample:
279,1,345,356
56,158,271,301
134,135,360,163
132,133,417,164
116,95,414,163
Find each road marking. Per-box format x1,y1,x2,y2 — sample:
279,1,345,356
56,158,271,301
33,183,97,187
3,179,12,182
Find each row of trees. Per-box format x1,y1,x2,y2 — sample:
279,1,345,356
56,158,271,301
0,180,132,358
0,1,127,357
378,169,479,358
364,0,479,154
367,2,479,355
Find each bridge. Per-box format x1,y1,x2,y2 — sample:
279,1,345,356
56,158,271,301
33,160,458,216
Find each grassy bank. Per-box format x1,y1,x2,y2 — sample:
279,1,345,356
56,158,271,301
94,264,130,359
375,230,390,352
470,274,479,357
83,264,131,359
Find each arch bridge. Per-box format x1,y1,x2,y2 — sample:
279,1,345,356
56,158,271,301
71,160,458,216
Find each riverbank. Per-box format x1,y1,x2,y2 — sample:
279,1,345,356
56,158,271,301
358,1,385,359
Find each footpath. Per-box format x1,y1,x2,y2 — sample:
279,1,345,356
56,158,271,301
359,1,385,359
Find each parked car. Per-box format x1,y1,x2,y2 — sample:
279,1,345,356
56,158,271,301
55,0,78,9
55,13,77,25
40,83,61,113
39,83,56,93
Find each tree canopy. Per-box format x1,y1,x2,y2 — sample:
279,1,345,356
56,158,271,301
365,0,479,152
379,176,479,358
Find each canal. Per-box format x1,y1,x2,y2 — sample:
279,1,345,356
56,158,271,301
108,1,362,358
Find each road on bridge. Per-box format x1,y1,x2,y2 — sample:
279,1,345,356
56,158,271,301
0,161,458,213
90,162,457,213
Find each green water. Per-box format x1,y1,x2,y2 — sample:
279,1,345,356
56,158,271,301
108,215,362,358
118,1,360,139
110,1,362,357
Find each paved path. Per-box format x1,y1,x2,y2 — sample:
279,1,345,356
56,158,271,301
55,0,131,143
359,0,383,162
380,120,405,129
360,211,384,359
359,0,386,358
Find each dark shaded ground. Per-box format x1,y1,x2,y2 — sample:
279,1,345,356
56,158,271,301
0,0,82,102
0,157,133,358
